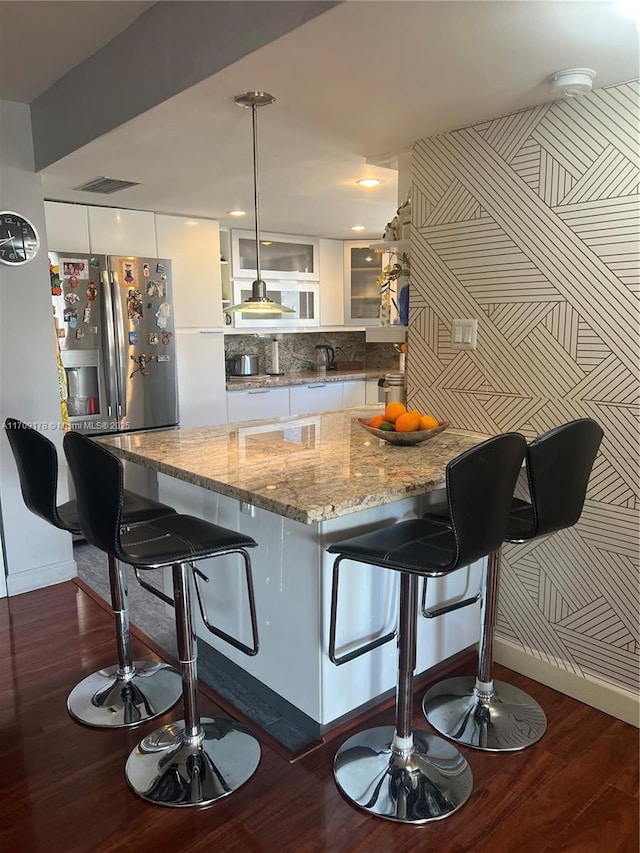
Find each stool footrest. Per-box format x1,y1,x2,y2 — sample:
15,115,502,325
329,556,397,666
192,548,259,657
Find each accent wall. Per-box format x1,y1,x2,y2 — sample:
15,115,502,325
407,80,639,711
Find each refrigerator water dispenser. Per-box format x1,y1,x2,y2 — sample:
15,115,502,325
61,351,100,418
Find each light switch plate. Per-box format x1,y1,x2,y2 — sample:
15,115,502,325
451,319,478,350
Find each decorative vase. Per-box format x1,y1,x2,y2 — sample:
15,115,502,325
380,289,391,325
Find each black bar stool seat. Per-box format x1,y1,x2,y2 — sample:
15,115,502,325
326,433,527,824
422,418,603,751
64,430,261,808
4,418,182,728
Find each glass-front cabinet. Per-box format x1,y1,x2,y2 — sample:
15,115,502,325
231,231,318,280
343,241,384,325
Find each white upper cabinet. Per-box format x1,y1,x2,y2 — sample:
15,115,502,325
343,241,384,325
88,206,157,257
231,230,318,280
44,202,90,253
318,239,344,326
155,215,222,329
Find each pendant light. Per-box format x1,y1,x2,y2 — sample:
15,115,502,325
226,92,294,315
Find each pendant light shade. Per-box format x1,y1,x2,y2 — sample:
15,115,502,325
226,92,295,315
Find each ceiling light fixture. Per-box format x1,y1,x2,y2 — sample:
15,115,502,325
229,209,246,217
226,92,295,316
548,68,596,99
351,225,365,231
357,179,382,188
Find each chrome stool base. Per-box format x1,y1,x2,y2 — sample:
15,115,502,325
67,661,182,728
423,676,547,751
333,725,473,824
125,718,261,807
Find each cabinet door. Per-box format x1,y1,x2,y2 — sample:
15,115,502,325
342,380,366,408
289,382,343,416
232,230,318,280
344,241,383,325
44,202,90,253
88,207,157,256
176,331,227,427
366,379,384,405
318,238,344,326
155,215,222,329
227,388,289,423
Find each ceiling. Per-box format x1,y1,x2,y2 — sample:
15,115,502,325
1,1,638,240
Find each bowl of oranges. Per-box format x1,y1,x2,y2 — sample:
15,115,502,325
357,403,449,446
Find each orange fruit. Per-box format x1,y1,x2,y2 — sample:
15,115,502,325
384,402,407,423
395,412,421,432
418,414,440,431
368,414,386,429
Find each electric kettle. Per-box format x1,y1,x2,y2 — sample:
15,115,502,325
314,344,335,372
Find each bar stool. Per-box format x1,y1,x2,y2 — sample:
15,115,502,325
422,418,603,751
327,432,527,824
4,418,182,728
64,430,261,807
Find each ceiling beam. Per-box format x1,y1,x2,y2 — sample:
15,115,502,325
31,0,340,171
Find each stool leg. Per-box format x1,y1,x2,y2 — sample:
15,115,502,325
423,549,547,751
125,561,261,808
333,572,473,824
67,556,182,728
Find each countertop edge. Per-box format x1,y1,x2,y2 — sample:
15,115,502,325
107,442,448,524
225,369,388,391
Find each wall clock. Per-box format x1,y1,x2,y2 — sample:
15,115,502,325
0,211,40,266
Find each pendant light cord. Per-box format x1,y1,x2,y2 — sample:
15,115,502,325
251,100,262,285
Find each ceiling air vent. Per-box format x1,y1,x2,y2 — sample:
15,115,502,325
73,177,140,194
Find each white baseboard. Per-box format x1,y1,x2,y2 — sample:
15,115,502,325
494,637,639,728
6,559,77,596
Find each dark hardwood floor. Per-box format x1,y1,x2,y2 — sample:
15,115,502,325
1,581,637,853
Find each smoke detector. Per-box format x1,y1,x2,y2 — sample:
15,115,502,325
548,68,596,98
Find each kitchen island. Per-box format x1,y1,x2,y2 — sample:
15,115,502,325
99,407,489,732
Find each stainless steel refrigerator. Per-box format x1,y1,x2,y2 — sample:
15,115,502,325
49,251,179,434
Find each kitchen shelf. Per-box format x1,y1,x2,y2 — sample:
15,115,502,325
369,239,410,252
365,325,407,343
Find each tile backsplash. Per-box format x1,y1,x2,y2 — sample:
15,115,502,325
224,332,401,375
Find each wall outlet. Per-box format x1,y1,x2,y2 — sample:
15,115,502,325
451,319,478,350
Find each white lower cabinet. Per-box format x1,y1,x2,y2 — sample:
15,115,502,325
227,387,289,423
289,382,343,416
341,380,366,408
366,378,384,405
227,379,366,423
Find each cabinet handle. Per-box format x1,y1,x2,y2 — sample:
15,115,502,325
248,389,271,394
306,383,327,389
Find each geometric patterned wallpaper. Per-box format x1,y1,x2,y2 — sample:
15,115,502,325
408,80,639,693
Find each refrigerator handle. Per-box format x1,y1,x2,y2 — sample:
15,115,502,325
110,270,127,421
101,269,118,419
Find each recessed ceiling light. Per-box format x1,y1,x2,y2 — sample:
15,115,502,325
229,210,246,217
351,225,365,231
357,179,382,188
365,256,373,262
261,241,272,246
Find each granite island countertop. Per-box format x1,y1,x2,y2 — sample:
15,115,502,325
98,407,489,524
225,368,386,391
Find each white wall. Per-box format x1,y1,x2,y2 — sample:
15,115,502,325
0,100,75,595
